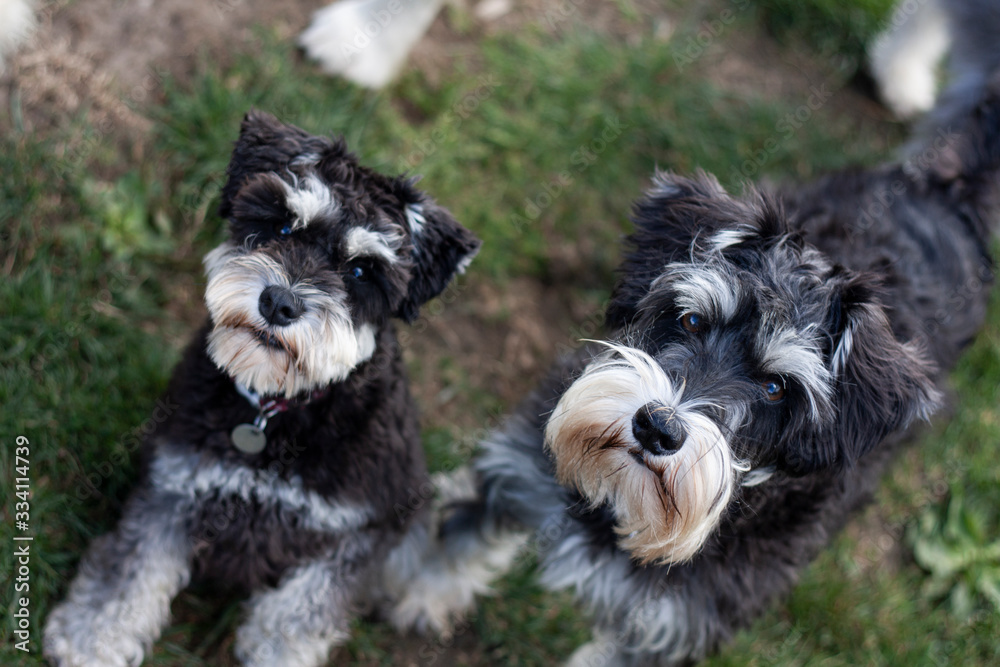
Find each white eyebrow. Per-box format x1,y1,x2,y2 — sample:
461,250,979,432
660,264,742,322
281,173,339,229
344,226,403,263
757,326,833,420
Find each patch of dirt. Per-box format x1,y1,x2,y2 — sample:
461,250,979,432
3,0,675,135
841,507,909,577
404,274,605,432
714,34,892,122
406,0,676,85
3,0,316,135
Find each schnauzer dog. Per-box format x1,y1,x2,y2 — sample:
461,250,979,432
393,25,1000,667
44,110,480,667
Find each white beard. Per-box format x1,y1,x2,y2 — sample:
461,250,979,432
202,243,377,397
544,343,749,564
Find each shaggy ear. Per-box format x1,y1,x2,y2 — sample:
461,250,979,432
606,170,740,330
394,191,481,323
782,274,941,475
219,110,335,220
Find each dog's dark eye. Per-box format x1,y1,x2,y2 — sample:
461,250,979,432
278,224,293,235
345,261,370,282
761,378,786,402
681,312,708,333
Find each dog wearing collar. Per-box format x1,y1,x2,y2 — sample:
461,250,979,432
391,36,1000,667
43,110,480,667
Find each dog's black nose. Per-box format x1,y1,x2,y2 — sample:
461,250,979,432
258,285,305,327
632,403,685,456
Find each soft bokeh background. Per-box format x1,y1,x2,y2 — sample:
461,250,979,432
1,0,998,665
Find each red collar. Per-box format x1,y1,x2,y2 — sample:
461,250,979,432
234,383,329,418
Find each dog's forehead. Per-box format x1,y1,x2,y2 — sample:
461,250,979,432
646,236,830,326
280,171,341,231
282,161,384,220
640,235,837,415
648,252,829,324
273,159,412,246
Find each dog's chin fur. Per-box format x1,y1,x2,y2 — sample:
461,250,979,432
203,243,377,397
545,343,748,565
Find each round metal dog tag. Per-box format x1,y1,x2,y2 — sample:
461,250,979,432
231,423,267,454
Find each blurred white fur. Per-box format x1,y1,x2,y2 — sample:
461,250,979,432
0,0,35,70
299,0,447,89
869,0,951,118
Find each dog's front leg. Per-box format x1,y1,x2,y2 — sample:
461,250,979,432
567,630,632,667
234,538,373,667
44,490,193,667
566,597,707,667
388,468,530,635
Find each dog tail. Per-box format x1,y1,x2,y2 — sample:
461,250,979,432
916,0,1000,135
908,0,1000,175
902,0,1000,243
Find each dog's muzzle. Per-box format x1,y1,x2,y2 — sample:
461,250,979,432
544,343,751,564
201,243,378,397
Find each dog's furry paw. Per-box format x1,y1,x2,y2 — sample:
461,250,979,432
0,0,35,70
388,567,476,636
44,602,146,667
566,633,626,667
383,467,526,635
298,0,446,89
234,621,347,667
389,529,527,635
867,0,951,118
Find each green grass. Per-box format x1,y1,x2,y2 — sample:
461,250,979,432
2,1,998,665
755,0,896,67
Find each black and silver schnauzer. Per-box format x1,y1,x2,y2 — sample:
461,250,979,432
393,11,1000,667
44,110,480,667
